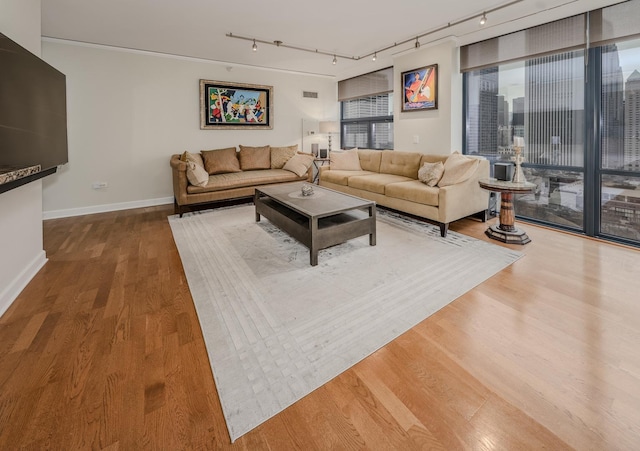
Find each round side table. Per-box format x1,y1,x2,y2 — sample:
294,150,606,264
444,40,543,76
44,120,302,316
479,178,536,244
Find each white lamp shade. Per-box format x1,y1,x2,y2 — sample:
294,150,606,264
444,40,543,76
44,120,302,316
319,121,339,134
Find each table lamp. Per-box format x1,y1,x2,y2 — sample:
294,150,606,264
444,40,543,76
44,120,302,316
319,121,339,153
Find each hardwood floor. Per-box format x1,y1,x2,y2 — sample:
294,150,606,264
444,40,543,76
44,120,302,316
1,204,639,450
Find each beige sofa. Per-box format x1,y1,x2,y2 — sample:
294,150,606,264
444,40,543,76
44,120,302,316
319,149,490,237
171,145,313,216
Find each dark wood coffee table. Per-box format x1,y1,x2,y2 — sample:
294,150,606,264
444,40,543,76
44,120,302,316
254,182,376,266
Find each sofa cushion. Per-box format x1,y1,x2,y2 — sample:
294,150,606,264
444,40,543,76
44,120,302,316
271,145,298,169
357,149,382,172
330,149,362,171
379,150,422,178
180,150,205,169
321,170,377,186
282,153,314,177
186,169,304,194
348,173,413,195
438,152,479,187
418,161,445,187
385,180,439,207
239,145,271,170
201,147,241,175
186,161,209,187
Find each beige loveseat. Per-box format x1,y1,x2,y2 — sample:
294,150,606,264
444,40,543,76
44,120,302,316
319,149,489,237
171,145,313,216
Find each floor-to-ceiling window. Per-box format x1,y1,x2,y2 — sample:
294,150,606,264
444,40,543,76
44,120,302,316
599,39,640,241
462,2,640,246
338,67,394,150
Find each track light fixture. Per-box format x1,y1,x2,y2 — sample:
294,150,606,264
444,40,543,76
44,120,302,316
226,0,522,65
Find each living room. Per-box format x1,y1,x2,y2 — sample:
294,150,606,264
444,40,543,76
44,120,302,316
2,0,640,449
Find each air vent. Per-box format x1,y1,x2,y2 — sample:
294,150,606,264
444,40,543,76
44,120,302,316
303,91,318,99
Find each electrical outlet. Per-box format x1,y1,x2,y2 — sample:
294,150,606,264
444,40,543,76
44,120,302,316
413,135,420,144
92,182,108,189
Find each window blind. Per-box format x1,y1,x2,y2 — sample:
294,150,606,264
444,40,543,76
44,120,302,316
338,67,393,101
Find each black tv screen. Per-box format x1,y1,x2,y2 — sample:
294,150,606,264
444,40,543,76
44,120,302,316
0,32,68,194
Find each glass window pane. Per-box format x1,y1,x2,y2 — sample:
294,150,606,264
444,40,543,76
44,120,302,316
465,50,585,229
600,38,640,243
600,174,640,240
466,51,585,167
342,94,393,120
514,168,584,229
343,123,369,148
602,39,640,171
371,122,393,149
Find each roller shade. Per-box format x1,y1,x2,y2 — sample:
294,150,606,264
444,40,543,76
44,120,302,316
338,67,393,101
460,14,586,72
590,0,640,47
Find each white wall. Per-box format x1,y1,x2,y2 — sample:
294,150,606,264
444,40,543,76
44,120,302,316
393,38,462,154
0,0,48,316
41,41,338,217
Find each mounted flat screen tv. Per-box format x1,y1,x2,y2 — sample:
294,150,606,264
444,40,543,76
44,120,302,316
0,32,68,194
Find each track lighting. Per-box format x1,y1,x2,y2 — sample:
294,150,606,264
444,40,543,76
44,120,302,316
227,0,524,65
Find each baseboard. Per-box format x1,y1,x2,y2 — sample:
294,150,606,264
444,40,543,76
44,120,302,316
43,197,174,220
0,250,47,318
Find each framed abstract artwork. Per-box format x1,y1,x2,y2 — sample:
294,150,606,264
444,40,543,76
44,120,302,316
200,79,273,129
401,64,438,112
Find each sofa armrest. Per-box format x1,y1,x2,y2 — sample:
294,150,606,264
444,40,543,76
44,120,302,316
438,158,490,223
170,154,189,206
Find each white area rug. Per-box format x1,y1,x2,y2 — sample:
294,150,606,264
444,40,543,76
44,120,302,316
168,205,522,442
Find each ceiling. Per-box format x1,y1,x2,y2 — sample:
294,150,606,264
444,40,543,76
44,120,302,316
41,0,624,80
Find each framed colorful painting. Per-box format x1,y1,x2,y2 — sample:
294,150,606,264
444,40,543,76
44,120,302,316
200,80,273,129
401,64,438,112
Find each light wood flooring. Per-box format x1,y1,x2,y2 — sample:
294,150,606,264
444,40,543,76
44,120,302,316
1,204,639,450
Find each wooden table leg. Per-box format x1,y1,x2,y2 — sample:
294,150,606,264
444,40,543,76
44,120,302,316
498,191,516,232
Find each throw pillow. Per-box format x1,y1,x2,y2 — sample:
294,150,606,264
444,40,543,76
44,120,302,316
201,147,241,175
180,150,205,169
270,144,299,169
330,149,362,171
418,161,445,187
186,161,209,187
438,152,479,187
238,145,271,170
282,153,314,177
